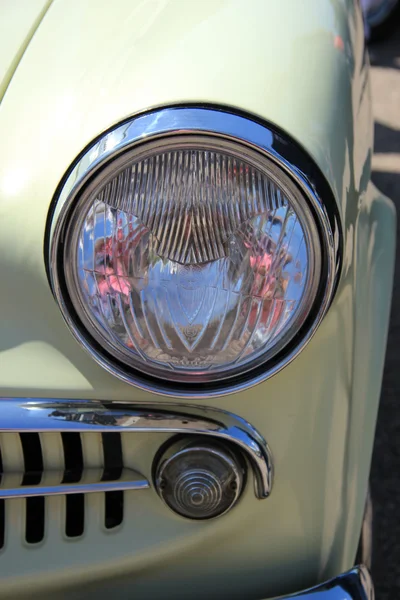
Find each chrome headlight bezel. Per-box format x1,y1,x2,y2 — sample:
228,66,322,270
47,106,342,398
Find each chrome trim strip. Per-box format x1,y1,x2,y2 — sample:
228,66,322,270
0,398,273,499
281,565,373,600
0,468,148,499
48,106,342,398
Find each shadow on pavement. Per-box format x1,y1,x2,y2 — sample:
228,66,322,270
369,37,400,70
374,121,400,155
369,19,400,600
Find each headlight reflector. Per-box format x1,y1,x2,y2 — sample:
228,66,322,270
49,108,340,396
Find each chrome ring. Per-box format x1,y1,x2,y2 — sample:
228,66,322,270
47,106,342,398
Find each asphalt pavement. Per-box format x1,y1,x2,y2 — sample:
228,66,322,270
369,27,400,600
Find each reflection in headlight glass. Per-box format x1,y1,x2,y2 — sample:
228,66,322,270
67,146,320,383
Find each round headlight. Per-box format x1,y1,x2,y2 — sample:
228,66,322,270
49,108,341,396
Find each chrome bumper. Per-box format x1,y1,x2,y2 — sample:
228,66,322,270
277,566,373,599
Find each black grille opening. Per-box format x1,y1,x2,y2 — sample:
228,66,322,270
0,500,4,550
19,433,43,485
19,434,45,544
61,432,83,484
61,433,85,537
102,433,124,529
65,494,85,538
0,447,4,549
25,497,45,544
104,491,123,529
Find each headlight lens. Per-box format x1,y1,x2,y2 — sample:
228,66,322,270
50,108,340,396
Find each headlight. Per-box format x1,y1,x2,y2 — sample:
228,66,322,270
49,107,341,397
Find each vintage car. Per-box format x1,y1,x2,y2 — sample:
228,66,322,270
0,0,396,598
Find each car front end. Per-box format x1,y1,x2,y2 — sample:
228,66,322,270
0,0,395,598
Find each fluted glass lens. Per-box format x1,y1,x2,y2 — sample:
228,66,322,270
67,143,319,383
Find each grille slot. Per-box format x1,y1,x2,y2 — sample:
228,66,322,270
102,433,124,529
0,447,3,549
61,432,83,484
25,497,45,544
0,499,3,550
20,433,43,486
20,433,45,543
61,433,84,538
104,491,123,530
65,494,84,538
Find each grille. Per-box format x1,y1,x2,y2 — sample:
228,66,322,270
0,398,273,597
0,432,127,546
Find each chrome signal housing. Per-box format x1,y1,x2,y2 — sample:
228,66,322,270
154,438,246,520
48,107,341,397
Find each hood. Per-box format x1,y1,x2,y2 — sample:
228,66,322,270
0,0,368,213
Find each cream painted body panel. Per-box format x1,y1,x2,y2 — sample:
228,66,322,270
0,0,51,99
0,0,395,598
